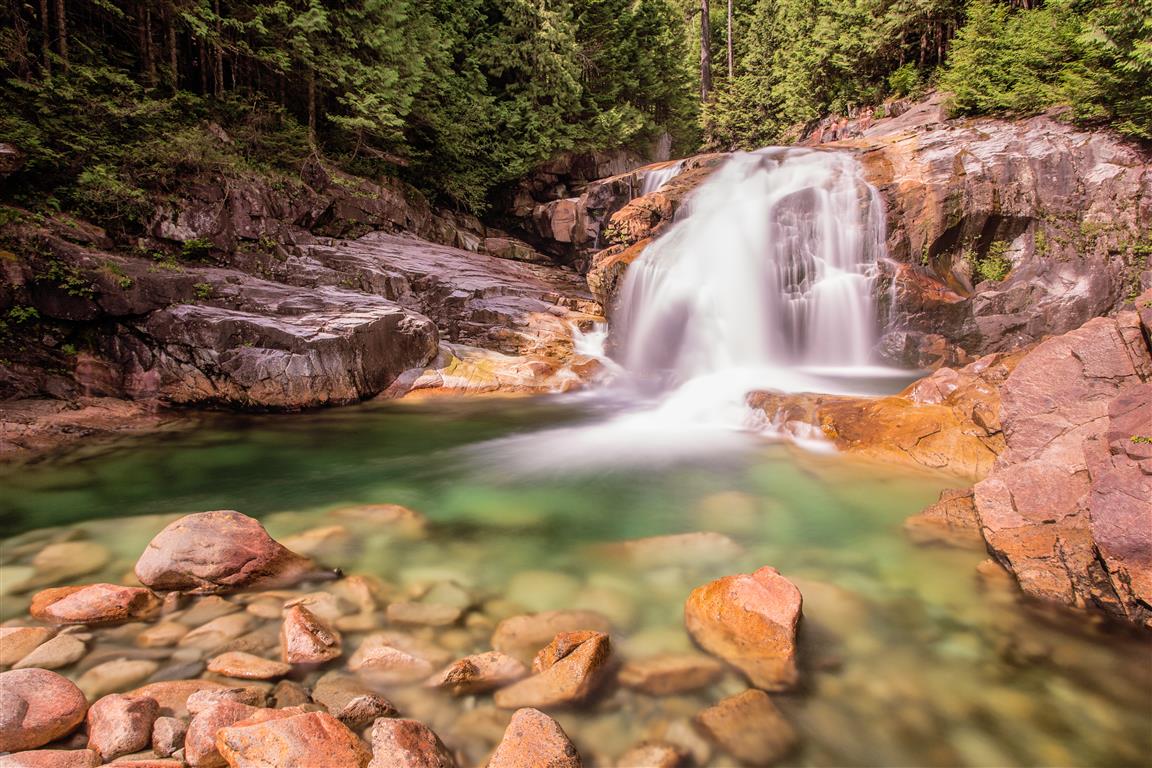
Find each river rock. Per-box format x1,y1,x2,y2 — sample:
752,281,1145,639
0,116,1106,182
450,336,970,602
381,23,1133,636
367,718,455,768
601,532,744,568
77,659,161,700
491,610,613,665
0,669,88,751
180,613,254,651
86,693,159,761
135,511,318,594
0,750,101,767
270,680,311,708
29,584,161,625
386,601,462,627
488,708,581,768
904,488,984,547
493,631,611,709
615,742,689,768
694,690,797,766
206,652,292,680
311,672,398,730
617,654,725,696
684,567,802,691
125,680,230,718
151,716,187,758
327,504,427,534
348,640,434,685
136,622,190,648
13,635,86,670
186,702,308,768
428,652,528,696
0,627,54,667
281,604,342,664
217,710,370,768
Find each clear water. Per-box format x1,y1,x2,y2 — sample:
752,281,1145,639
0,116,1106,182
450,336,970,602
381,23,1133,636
2,396,1150,767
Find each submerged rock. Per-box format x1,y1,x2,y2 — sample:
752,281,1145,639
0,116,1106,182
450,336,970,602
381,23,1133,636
491,610,613,665
693,689,798,766
428,651,528,696
12,634,86,670
367,718,456,768
29,584,161,625
0,669,88,752
206,652,292,680
216,711,371,768
617,654,725,696
488,708,582,768
615,742,689,768
904,488,984,548
0,627,54,667
135,511,318,594
311,672,398,730
684,567,802,691
493,631,611,709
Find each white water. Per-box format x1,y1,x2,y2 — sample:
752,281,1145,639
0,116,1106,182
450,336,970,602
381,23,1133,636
477,148,908,474
639,160,685,196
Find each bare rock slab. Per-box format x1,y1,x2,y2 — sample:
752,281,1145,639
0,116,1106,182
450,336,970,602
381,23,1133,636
684,567,802,691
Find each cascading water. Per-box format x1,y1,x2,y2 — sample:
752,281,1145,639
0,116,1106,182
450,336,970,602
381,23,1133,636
615,147,886,385
473,148,908,472
639,160,685,196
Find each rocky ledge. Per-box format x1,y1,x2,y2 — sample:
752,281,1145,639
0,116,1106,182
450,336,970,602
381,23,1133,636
0,512,804,767
755,291,1152,626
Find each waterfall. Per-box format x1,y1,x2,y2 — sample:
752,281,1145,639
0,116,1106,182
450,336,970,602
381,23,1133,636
613,148,887,388
639,160,685,196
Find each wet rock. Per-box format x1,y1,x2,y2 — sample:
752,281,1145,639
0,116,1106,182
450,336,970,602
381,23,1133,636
186,701,308,768
311,672,398,730
26,541,111,588
77,659,161,700
327,504,427,534
488,708,581,768
428,652,528,696
177,596,241,626
206,652,292,680
617,654,725,696
491,610,612,665
151,716,187,758
615,741,688,768
693,690,798,766
29,584,161,625
494,631,611,709
684,567,802,691
0,669,88,751
347,639,435,685
279,525,350,557
136,622,190,648
0,627,54,667
186,688,269,713
0,750,101,767
12,634,86,670
216,710,370,768
135,511,319,594
126,680,230,718
86,693,159,761
386,601,462,627
281,604,342,664
601,532,744,568
180,613,254,651
367,718,456,768
904,488,984,548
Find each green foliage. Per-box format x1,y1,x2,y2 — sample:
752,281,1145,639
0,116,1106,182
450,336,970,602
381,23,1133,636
6,305,39,324
181,238,214,261
40,260,95,298
888,64,924,99
973,241,1012,283
192,282,215,300
1131,435,1152,444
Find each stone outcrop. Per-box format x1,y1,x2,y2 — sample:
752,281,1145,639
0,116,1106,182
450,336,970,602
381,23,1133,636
135,511,318,594
972,306,1152,624
683,567,802,691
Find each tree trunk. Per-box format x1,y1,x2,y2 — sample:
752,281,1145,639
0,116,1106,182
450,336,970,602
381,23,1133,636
38,0,51,75
726,0,733,78
212,0,223,95
54,0,67,69
307,67,317,147
699,0,712,102
166,3,178,90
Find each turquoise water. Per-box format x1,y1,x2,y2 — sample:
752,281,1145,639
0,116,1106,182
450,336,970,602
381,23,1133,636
2,396,1150,767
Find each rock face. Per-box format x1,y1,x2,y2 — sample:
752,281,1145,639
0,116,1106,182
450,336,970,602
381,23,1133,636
29,584,161,625
684,568,802,691
0,669,88,752
135,511,317,594
972,307,1152,623
487,708,582,768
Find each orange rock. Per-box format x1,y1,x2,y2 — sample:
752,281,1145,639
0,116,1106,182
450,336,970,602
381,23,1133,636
126,680,231,718
903,487,984,548
311,672,398,730
615,741,688,768
0,627,54,667
217,711,370,768
86,693,159,761
367,718,455,768
280,604,342,665
491,610,612,665
617,654,724,696
683,567,802,691
29,584,160,625
186,702,309,768
206,652,292,680
494,632,610,709
0,749,101,767
488,708,581,768
693,690,797,766
428,651,528,696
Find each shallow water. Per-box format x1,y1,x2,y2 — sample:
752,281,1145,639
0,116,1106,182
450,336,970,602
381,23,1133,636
2,396,1150,767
